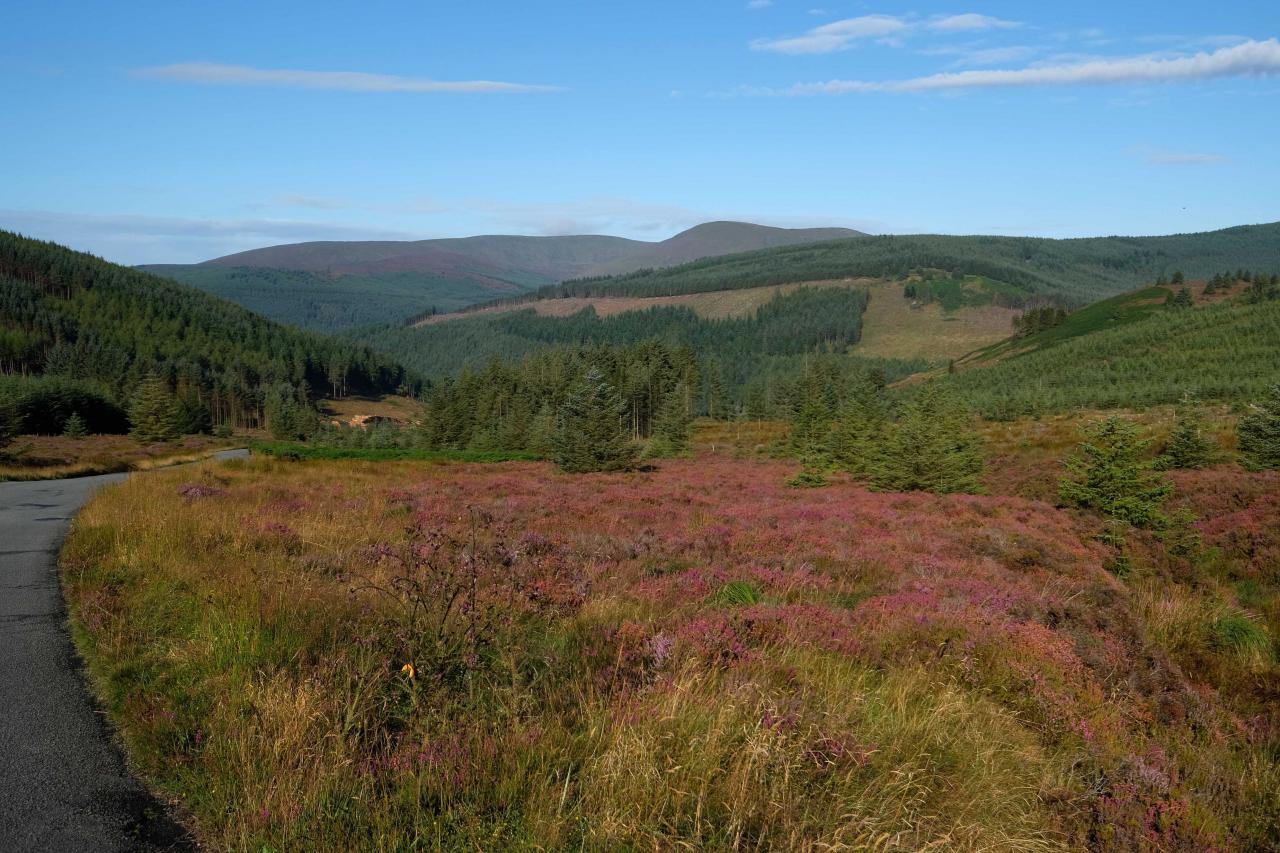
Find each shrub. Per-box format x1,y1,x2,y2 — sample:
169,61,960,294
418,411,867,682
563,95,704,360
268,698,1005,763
873,384,984,494
1156,396,1214,469
1059,417,1171,529
1238,385,1280,470
62,411,88,438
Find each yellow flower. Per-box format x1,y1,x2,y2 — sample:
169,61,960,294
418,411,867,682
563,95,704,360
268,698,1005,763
400,662,416,679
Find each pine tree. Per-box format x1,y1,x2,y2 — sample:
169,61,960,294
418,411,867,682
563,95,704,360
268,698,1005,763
0,397,18,450
873,384,984,494
525,402,557,458
553,369,638,473
1059,417,1171,528
62,411,88,438
1157,395,1214,469
788,395,833,469
829,379,887,481
129,374,180,443
1238,385,1280,470
649,386,692,457
174,391,212,435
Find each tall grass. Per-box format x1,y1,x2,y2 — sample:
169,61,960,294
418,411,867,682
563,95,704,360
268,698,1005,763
61,455,1280,849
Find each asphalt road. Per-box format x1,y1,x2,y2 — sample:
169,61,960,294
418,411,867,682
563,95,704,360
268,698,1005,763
0,450,247,852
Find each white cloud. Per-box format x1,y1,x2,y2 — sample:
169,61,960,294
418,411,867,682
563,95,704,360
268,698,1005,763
925,14,1019,33
774,38,1280,94
752,12,1022,54
746,0,773,8
132,62,561,94
751,14,909,54
1144,150,1227,165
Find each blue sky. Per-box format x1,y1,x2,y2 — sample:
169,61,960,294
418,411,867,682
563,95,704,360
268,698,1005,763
2,1,1278,264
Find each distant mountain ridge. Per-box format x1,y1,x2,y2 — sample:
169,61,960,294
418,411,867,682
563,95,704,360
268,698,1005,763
143,221,867,331
196,221,867,280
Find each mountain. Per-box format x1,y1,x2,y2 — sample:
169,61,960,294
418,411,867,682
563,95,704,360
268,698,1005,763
142,222,867,332
581,222,865,277
0,231,409,434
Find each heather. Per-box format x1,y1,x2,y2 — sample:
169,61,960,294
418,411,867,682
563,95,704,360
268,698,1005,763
62,449,1280,850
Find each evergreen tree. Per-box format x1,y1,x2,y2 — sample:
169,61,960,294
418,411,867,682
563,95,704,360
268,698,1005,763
1171,270,1185,285
525,402,557,458
1238,385,1280,470
788,395,834,470
553,368,637,473
174,391,212,435
265,386,318,441
1059,417,1171,528
1168,286,1193,309
829,379,887,481
129,374,180,443
649,385,692,457
1156,395,1214,469
873,384,984,494
0,397,18,449
62,411,88,438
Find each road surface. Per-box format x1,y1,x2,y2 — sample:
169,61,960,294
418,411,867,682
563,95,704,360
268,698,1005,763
0,450,247,851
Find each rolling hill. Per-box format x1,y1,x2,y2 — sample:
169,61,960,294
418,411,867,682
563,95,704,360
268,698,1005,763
512,221,1280,306
145,222,865,332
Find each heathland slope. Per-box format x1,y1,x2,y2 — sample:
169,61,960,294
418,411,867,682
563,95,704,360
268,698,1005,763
61,450,1280,850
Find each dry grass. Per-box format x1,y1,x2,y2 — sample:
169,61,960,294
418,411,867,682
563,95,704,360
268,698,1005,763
854,282,1019,361
319,394,421,426
0,434,234,481
60,453,1280,850
417,279,877,326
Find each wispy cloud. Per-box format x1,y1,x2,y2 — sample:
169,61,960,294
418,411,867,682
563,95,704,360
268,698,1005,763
751,12,1019,54
1143,150,1228,165
765,38,1280,94
132,62,562,94
746,0,773,8
0,209,417,265
925,14,1019,33
751,14,909,54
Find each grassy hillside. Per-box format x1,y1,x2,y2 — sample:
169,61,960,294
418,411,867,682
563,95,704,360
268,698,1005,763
526,222,1280,306
944,293,1280,417
0,231,410,432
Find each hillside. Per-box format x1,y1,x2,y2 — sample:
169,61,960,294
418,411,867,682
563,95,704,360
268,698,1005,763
518,222,1280,306
943,279,1280,417
417,277,1018,362
0,231,409,433
142,264,540,333
145,222,866,332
